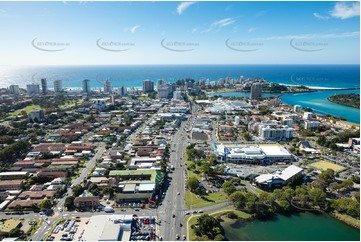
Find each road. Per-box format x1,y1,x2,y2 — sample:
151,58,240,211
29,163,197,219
158,120,188,241
31,142,106,241
156,101,202,241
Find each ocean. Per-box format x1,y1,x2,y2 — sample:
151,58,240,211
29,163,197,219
0,64,359,123
0,65,359,89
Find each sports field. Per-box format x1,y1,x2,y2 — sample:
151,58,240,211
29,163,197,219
309,160,346,172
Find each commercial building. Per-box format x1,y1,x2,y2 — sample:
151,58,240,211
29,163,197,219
157,85,171,99
109,170,164,203
41,78,48,95
26,84,41,96
173,88,183,100
250,83,262,100
142,80,154,93
82,79,91,93
82,214,133,241
103,80,112,93
9,85,20,95
255,165,303,190
53,80,63,93
118,86,128,96
294,105,302,113
214,143,292,163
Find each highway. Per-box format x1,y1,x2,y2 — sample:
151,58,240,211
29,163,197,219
158,121,187,241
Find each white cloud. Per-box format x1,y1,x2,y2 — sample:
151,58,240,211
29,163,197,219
203,17,236,33
191,28,197,33
313,12,330,20
130,25,140,33
254,31,359,41
177,2,196,15
248,27,257,33
255,10,268,18
330,2,360,19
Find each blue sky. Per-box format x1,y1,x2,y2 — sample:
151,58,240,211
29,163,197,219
0,1,359,65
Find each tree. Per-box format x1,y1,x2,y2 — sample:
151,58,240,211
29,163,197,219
65,196,75,210
72,185,84,197
229,191,247,209
102,187,114,197
196,214,221,239
187,177,200,193
340,179,354,192
319,169,335,182
39,199,52,210
88,183,99,196
214,234,225,241
308,187,326,206
222,181,236,195
9,228,24,237
200,162,212,178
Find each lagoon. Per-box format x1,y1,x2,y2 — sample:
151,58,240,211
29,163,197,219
208,90,360,124
221,212,360,241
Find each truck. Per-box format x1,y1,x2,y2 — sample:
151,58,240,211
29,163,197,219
104,207,114,213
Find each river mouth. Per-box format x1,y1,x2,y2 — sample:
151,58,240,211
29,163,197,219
221,212,360,241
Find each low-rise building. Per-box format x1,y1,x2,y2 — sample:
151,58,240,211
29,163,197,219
109,170,164,203
74,196,100,208
0,180,24,191
0,172,29,180
255,165,303,190
214,143,292,163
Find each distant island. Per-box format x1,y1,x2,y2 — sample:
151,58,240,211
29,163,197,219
328,93,360,109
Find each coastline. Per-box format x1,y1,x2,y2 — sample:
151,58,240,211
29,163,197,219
327,95,360,109
330,211,360,230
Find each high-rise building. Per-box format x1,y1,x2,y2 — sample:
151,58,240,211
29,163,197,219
158,85,172,99
41,78,48,95
303,112,313,120
118,86,128,96
250,83,262,100
53,80,63,93
304,121,320,129
172,88,182,100
103,80,112,93
9,85,20,95
142,80,154,93
82,79,91,93
294,105,302,113
27,84,41,96
235,116,240,125
157,79,165,89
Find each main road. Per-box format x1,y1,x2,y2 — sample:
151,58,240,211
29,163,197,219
158,120,188,241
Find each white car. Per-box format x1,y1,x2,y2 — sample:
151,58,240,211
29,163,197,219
177,192,180,195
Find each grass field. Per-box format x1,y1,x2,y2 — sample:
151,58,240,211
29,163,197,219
184,191,228,209
10,104,42,116
309,160,346,172
186,206,252,241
